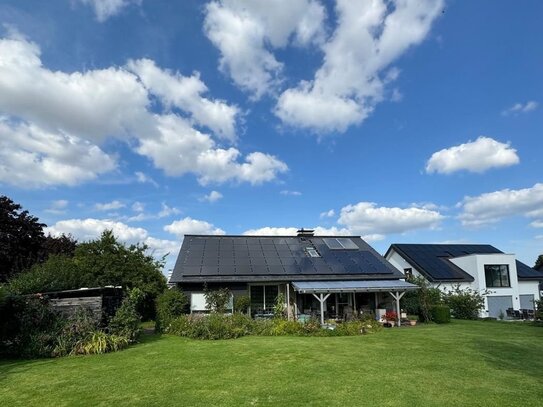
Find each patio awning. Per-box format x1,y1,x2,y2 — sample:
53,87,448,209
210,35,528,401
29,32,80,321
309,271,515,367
291,280,419,294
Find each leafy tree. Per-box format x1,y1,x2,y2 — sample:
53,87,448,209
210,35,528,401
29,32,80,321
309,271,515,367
8,231,167,319
155,288,188,332
0,196,46,282
535,254,543,270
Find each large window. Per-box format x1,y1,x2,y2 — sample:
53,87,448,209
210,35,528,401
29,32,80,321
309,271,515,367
484,265,510,288
250,285,279,315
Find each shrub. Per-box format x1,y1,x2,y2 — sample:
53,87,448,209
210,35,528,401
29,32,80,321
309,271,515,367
233,295,250,314
70,331,129,355
53,307,98,357
402,276,442,322
108,288,142,342
203,285,232,313
430,304,451,324
273,293,286,319
443,285,486,320
155,288,188,333
535,299,543,321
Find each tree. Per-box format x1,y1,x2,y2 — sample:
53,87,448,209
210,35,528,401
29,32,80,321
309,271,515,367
535,254,543,271
8,231,167,319
0,196,46,282
401,275,442,322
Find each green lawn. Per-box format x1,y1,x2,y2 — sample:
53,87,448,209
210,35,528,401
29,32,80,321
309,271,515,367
1,320,542,406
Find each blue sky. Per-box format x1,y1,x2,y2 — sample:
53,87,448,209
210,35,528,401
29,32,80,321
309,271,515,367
1,0,542,274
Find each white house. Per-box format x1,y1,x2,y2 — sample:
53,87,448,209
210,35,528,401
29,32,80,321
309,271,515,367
385,244,543,319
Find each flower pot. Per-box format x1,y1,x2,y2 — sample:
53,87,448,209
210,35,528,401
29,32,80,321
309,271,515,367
409,320,417,326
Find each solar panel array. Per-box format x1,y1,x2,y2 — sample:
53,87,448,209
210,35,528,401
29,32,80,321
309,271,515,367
172,236,398,280
515,260,543,279
394,244,503,281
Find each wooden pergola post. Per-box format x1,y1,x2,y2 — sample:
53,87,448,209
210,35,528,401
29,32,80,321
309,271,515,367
312,293,331,325
388,291,405,327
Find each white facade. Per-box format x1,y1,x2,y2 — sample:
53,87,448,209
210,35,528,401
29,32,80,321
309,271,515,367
386,249,541,318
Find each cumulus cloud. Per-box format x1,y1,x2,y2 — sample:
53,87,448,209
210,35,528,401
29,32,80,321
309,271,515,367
164,217,225,237
242,225,381,240
46,218,148,243
275,0,443,132
0,34,287,188
501,100,538,116
127,58,240,141
45,200,69,214
138,115,288,185
320,209,335,218
425,136,520,174
458,183,543,227
338,202,444,235
132,201,145,212
201,190,223,203
0,119,116,188
204,0,326,99
157,203,181,218
77,0,141,22
94,200,125,211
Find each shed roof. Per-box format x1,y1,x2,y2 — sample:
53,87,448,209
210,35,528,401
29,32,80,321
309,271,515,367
292,280,419,294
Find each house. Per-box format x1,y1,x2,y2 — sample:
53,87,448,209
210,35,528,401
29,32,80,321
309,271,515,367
170,229,418,325
385,244,543,318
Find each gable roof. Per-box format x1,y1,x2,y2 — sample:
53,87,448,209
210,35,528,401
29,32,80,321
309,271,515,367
386,244,543,282
171,235,403,283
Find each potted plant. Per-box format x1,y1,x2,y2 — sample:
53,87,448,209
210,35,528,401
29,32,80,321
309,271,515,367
408,315,418,326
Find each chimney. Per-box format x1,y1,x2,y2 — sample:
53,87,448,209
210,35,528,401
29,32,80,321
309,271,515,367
297,228,315,237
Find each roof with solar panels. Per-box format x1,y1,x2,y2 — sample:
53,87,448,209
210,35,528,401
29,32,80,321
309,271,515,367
170,229,404,283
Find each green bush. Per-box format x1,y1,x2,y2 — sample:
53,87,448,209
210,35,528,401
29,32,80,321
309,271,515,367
402,276,442,322
167,313,382,340
108,288,142,342
53,307,98,357
443,285,486,320
535,299,543,321
155,288,188,333
203,285,232,313
69,331,129,355
430,304,451,324
233,295,250,314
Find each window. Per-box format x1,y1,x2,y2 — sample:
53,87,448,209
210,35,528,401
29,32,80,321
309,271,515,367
403,268,413,279
250,285,279,315
306,247,321,257
484,265,510,288
323,237,358,250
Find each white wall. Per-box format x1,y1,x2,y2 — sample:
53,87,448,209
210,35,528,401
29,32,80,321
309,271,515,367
518,281,541,301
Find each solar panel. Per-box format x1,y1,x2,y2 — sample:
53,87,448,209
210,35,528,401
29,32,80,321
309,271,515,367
323,238,344,249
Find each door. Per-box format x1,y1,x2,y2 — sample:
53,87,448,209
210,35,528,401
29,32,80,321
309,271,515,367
519,294,535,310
487,295,513,318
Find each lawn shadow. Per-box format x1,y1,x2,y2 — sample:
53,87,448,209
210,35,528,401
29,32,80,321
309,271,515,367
0,357,56,383
471,336,543,379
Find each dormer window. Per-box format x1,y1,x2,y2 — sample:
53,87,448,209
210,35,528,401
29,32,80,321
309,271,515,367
306,247,321,258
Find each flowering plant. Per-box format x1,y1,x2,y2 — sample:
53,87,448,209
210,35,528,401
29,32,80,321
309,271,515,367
384,311,397,321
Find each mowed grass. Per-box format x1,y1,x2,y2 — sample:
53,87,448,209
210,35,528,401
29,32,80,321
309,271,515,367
1,320,542,406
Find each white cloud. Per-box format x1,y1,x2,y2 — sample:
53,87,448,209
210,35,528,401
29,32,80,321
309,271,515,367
275,0,443,132
280,190,302,196
138,114,288,185
201,190,223,203
530,220,543,228
0,119,116,188
46,218,148,243
338,202,444,235
94,200,125,211
242,225,379,240
320,209,335,218
77,0,140,22
164,217,225,237
132,201,145,212
0,35,152,144
243,227,298,236
0,34,287,187
127,58,240,141
502,100,538,116
426,136,520,174
158,203,181,218
135,171,159,187
459,183,543,227
204,0,326,99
